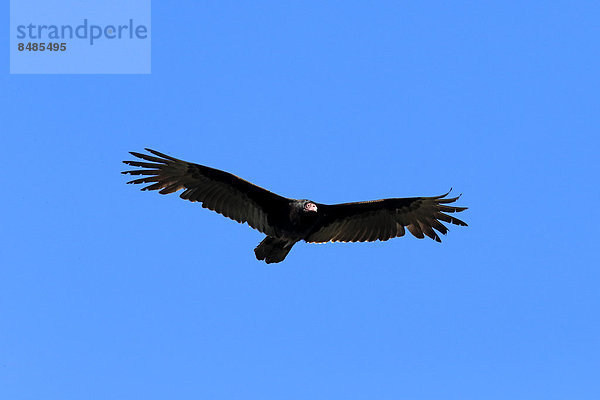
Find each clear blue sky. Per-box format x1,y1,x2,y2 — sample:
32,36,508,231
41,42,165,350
2,2,599,399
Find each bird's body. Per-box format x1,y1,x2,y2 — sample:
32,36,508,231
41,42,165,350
123,149,468,263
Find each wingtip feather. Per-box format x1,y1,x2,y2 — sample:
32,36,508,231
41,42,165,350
144,148,179,161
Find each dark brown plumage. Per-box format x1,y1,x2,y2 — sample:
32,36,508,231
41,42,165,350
122,149,468,263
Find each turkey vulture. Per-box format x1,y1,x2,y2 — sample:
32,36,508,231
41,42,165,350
122,149,468,263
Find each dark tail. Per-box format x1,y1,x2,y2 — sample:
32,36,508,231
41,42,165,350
254,236,295,264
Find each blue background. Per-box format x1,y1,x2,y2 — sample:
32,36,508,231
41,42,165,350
2,1,599,399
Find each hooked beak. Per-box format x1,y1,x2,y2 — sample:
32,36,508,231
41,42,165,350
306,203,318,212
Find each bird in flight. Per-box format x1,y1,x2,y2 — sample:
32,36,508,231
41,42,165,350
123,149,468,263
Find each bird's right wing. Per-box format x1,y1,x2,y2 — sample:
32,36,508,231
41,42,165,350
306,192,467,243
122,149,290,236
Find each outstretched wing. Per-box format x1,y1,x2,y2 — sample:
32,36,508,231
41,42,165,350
122,149,290,236
306,192,467,243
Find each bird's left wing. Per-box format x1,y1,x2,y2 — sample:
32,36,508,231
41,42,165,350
122,149,290,237
306,192,467,243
